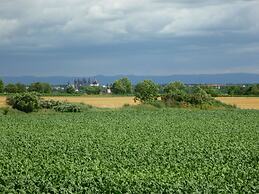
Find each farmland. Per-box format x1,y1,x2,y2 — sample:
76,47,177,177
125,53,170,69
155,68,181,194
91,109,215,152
216,97,259,110
1,96,259,109
0,108,259,193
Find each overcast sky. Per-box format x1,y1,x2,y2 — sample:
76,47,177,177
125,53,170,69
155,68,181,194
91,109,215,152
0,0,259,76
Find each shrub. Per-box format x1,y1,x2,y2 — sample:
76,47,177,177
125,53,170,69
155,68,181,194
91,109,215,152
81,86,101,95
53,103,81,112
134,80,159,103
0,79,4,93
111,77,132,94
186,87,211,105
66,85,76,94
40,99,62,109
7,93,41,113
28,82,52,93
161,83,226,108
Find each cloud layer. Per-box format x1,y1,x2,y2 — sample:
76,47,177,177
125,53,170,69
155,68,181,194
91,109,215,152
0,0,258,75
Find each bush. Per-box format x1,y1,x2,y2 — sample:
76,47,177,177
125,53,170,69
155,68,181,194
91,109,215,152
81,86,101,95
186,87,211,105
66,85,76,94
161,83,226,108
53,103,81,112
7,93,41,113
134,80,159,103
28,82,52,93
111,77,132,94
0,79,4,93
40,99,62,109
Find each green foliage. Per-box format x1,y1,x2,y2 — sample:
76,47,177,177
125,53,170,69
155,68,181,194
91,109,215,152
15,83,27,93
81,86,101,95
4,84,17,93
134,80,159,103
162,83,220,108
66,85,76,94
0,109,258,193
40,99,62,109
249,84,259,95
0,79,4,93
40,99,82,112
4,83,27,93
2,107,10,115
111,77,132,94
200,85,220,97
163,81,186,94
6,93,40,113
28,82,52,93
220,84,259,96
53,103,81,112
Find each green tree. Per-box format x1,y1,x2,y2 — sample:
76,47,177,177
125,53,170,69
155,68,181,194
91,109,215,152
6,93,40,113
0,79,4,93
66,85,76,94
200,86,219,97
163,82,186,94
28,82,52,93
250,84,259,95
134,80,159,103
111,77,132,94
15,83,27,93
81,86,101,95
4,84,18,93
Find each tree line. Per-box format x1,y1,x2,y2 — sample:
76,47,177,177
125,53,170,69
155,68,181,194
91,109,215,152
1,78,259,96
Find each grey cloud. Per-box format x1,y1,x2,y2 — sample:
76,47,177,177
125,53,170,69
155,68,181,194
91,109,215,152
0,0,258,76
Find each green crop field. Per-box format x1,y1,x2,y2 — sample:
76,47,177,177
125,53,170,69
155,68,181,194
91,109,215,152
0,108,259,193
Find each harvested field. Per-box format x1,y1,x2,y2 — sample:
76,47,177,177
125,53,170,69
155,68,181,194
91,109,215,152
1,96,259,109
216,97,259,110
0,96,7,107
43,96,138,108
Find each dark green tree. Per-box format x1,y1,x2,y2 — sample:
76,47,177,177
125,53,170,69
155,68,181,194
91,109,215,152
81,86,101,95
134,80,159,103
6,93,40,113
28,82,52,93
15,83,27,93
4,84,17,93
0,79,4,93
163,81,186,94
111,77,132,94
66,85,76,94
249,84,259,95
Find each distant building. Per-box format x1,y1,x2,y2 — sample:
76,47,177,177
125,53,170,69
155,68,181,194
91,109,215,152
90,79,100,87
69,77,100,90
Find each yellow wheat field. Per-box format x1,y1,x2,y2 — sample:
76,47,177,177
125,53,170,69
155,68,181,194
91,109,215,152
43,96,139,108
1,96,259,109
0,96,7,107
0,96,138,108
216,97,259,110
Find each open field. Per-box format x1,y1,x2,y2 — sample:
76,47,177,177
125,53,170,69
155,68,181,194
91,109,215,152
43,96,139,108
1,96,259,109
0,108,258,193
0,96,7,107
216,97,259,109
0,96,138,108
